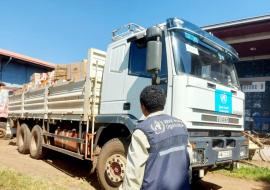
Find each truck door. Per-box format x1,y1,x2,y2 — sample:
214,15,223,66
124,38,168,120
100,41,129,114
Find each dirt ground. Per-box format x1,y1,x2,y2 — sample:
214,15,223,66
0,139,98,190
0,139,270,190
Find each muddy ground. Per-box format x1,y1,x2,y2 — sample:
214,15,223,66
0,139,270,190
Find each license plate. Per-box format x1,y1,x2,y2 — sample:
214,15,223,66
218,150,232,159
217,116,229,123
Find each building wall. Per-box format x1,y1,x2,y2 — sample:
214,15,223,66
0,61,50,85
235,59,270,132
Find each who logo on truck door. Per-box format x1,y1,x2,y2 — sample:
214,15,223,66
215,89,232,114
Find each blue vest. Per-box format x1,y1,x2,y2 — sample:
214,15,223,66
136,114,190,190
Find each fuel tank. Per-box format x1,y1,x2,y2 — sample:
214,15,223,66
54,128,93,154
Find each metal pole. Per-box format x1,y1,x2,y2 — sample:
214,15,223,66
90,60,99,159
79,120,82,153
85,119,89,158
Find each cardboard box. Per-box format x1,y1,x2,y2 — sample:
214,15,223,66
54,64,67,80
30,73,41,83
67,59,88,81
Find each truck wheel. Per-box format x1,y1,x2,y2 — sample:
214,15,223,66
0,128,6,139
17,123,31,154
191,169,208,183
0,122,6,139
30,125,45,159
97,138,127,190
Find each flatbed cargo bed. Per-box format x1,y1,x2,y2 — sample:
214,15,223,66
8,49,105,122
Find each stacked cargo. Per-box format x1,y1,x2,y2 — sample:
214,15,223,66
9,48,106,118
12,49,106,96
54,64,68,81
67,59,88,81
13,71,55,94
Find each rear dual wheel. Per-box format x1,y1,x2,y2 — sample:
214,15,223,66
0,122,6,139
30,125,45,159
17,124,31,154
0,128,6,139
17,123,45,159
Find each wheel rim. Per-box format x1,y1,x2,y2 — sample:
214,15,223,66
30,133,38,152
0,128,5,138
105,154,126,185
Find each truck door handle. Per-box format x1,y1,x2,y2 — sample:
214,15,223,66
207,82,216,89
123,103,130,110
231,90,237,95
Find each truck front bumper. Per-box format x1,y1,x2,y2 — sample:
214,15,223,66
189,136,248,168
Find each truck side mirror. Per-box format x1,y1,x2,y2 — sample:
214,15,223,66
146,26,162,84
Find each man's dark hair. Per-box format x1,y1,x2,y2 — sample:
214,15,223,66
140,85,166,113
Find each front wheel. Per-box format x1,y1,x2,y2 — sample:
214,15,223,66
191,169,208,183
97,138,127,190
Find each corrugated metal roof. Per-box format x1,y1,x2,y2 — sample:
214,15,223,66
201,15,270,59
0,49,55,69
203,14,270,30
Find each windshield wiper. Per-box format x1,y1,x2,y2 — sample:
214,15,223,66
202,76,221,85
227,82,240,90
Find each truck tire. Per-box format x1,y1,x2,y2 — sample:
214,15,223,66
191,169,208,183
97,138,128,190
0,128,6,139
17,123,31,154
30,125,45,159
0,122,6,139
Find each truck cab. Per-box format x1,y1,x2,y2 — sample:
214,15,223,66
100,17,248,180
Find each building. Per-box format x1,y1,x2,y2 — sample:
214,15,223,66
0,49,54,87
0,49,55,138
203,15,270,133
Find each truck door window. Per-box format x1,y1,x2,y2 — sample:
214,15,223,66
110,44,126,72
128,37,167,78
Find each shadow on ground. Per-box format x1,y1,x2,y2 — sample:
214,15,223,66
39,149,228,190
8,141,16,146
42,149,225,190
43,150,101,190
191,180,222,190
256,181,270,190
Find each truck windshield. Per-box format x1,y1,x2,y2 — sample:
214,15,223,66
171,30,240,88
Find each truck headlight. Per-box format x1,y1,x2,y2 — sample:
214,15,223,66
240,146,248,158
191,149,204,165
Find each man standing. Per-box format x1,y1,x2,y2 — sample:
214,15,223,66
119,85,190,190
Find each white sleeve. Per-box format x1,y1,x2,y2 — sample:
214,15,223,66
119,129,150,190
187,140,193,162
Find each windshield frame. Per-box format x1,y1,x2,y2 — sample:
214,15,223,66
170,28,240,89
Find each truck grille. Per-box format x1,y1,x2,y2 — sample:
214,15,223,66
201,114,239,124
191,108,242,128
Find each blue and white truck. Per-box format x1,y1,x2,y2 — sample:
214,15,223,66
8,18,248,190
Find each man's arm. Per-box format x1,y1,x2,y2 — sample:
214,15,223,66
184,125,193,161
187,140,193,161
119,129,150,190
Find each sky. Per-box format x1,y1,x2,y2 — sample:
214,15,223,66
0,0,269,64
